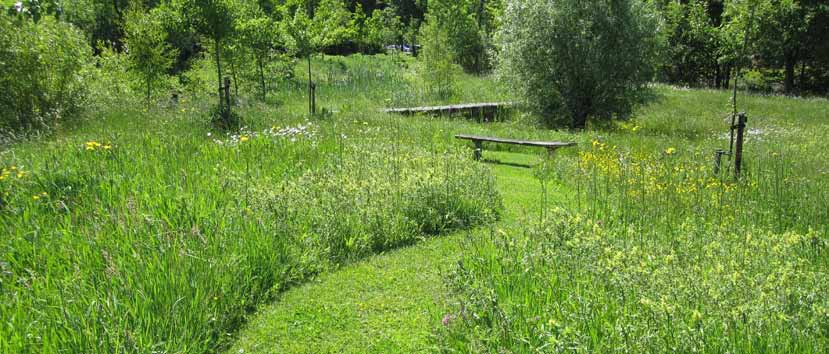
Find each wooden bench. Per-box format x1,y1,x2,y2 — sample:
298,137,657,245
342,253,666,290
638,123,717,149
455,134,576,160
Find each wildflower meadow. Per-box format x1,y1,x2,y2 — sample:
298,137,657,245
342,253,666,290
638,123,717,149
2,0,828,352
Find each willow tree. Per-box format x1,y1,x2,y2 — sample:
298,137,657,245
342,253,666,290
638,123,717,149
498,0,659,128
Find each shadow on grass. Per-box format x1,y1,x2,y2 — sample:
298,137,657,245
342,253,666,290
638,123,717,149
481,158,534,169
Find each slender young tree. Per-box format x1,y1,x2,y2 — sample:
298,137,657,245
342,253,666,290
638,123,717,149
124,7,178,111
283,0,352,115
284,6,316,114
182,0,235,113
238,16,278,101
419,13,457,99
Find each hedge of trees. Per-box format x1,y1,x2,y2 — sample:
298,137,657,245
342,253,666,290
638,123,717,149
0,0,826,130
655,0,828,94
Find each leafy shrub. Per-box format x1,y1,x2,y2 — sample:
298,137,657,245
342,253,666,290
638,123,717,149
427,0,488,74
0,15,92,131
87,44,141,109
497,0,659,128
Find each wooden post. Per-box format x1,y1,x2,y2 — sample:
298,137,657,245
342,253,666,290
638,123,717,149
310,82,317,115
734,112,747,179
473,140,483,161
714,149,728,175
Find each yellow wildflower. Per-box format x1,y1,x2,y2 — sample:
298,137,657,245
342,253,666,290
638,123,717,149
664,147,676,155
32,195,40,201
85,141,102,151
240,135,250,143
691,310,703,323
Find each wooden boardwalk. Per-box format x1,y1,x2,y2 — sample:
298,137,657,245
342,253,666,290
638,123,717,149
383,102,514,120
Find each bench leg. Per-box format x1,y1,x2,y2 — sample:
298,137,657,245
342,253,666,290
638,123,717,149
546,147,558,158
474,141,483,161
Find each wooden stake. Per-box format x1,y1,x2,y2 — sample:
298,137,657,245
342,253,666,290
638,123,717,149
734,112,747,179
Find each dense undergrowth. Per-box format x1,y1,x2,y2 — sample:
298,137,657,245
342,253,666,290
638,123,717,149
0,55,504,353
438,88,829,352
0,114,500,352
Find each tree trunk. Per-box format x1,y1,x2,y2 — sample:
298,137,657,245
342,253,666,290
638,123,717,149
723,65,731,89
214,39,224,109
307,54,313,115
113,0,124,23
715,64,722,89
784,56,796,94
572,113,588,130
569,93,592,129
571,106,589,130
258,55,267,101
229,55,240,97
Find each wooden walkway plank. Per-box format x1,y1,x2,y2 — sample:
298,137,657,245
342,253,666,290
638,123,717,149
383,102,514,116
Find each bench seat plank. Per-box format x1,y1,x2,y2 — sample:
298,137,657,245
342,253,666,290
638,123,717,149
455,134,576,149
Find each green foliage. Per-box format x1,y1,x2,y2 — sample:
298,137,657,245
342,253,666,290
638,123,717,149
497,0,659,128
182,0,236,117
650,0,829,93
124,6,178,110
418,14,459,100
283,5,315,58
659,0,724,86
313,0,354,50
365,5,404,48
88,43,139,108
182,0,235,42
0,115,500,353
0,14,92,131
746,0,826,93
4,0,62,23
237,15,280,100
438,86,829,353
427,0,496,74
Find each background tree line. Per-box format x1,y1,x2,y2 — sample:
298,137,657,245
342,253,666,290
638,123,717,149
654,0,828,94
0,0,827,131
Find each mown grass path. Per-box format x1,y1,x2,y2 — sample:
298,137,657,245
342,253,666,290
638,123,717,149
229,151,552,353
